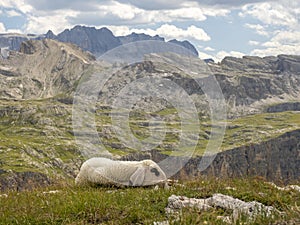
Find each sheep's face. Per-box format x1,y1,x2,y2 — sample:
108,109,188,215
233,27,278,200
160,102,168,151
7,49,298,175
146,165,166,185
129,160,167,186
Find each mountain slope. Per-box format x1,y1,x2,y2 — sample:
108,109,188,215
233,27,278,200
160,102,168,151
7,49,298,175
0,39,95,99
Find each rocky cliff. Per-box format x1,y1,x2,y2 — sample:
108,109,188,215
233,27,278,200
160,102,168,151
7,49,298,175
211,55,300,117
124,129,300,184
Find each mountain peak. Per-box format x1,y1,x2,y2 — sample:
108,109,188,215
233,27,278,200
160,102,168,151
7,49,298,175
168,39,198,57
45,30,56,39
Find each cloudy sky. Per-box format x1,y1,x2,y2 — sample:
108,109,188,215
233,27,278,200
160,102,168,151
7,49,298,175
0,0,299,61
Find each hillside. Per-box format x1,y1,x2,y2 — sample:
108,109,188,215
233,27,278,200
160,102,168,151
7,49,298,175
0,39,95,99
0,38,299,192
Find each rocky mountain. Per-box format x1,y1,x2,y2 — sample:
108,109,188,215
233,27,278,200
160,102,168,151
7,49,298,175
52,26,122,56
0,39,95,99
0,38,299,190
212,55,300,117
168,39,199,56
0,25,199,57
118,32,165,44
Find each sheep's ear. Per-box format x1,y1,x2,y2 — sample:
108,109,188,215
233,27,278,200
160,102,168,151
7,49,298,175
129,167,145,186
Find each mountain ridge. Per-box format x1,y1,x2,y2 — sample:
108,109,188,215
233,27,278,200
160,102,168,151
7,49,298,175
0,25,199,58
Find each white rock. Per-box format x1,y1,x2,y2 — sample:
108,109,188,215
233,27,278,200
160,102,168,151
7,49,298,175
165,193,278,222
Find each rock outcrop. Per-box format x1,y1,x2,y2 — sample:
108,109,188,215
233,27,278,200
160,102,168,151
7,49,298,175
165,194,277,223
93,52,300,117
209,55,300,117
144,129,300,184
0,171,51,191
266,102,300,113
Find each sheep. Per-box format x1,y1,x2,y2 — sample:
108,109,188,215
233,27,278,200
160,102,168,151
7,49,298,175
75,157,168,188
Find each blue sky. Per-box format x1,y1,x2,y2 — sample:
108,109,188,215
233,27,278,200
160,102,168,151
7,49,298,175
0,0,299,61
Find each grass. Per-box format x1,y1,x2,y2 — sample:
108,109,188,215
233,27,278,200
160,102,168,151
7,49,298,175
95,106,300,156
222,111,300,151
0,178,299,224
0,99,81,176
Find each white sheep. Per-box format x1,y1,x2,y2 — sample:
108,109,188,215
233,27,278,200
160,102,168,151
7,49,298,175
75,157,167,187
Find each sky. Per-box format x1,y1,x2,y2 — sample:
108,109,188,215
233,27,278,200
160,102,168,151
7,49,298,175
0,0,299,61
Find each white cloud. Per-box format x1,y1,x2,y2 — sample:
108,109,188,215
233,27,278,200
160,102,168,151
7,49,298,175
204,47,215,51
251,44,300,56
131,24,211,41
0,0,14,8
198,51,215,60
244,23,269,36
248,40,260,46
165,7,207,21
198,6,229,17
251,30,300,56
0,23,6,33
25,10,78,34
98,2,143,20
6,9,22,17
271,30,300,44
215,50,245,62
18,0,231,30
240,1,300,57
118,0,281,10
0,0,33,14
0,22,22,33
108,24,211,42
241,2,299,28
106,25,131,36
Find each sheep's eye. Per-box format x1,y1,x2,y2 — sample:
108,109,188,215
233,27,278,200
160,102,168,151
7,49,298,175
150,168,160,176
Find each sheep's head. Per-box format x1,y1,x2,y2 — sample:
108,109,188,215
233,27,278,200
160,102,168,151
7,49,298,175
129,160,167,186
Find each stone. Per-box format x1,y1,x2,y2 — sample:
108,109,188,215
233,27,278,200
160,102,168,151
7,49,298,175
165,194,278,222
166,194,212,215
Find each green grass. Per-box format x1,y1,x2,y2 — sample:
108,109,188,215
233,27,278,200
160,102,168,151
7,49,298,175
0,99,81,176
221,111,300,151
0,178,299,224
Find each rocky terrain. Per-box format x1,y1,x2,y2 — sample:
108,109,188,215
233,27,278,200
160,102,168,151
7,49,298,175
0,37,299,191
0,39,95,99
